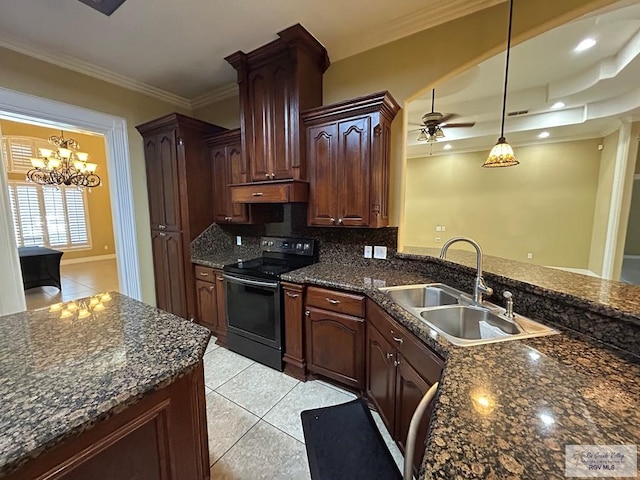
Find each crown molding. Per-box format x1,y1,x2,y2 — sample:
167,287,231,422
0,34,192,110
190,83,239,109
329,0,507,61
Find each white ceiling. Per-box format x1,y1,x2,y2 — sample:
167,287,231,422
0,0,505,107
407,0,640,158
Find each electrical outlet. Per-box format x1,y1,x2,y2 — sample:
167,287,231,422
373,246,387,259
527,252,533,259
436,225,442,232
236,236,242,246
441,226,446,232
364,246,373,258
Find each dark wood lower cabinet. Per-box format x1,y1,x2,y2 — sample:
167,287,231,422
152,230,187,318
195,279,217,332
366,322,397,431
214,269,227,347
305,306,365,390
283,282,306,380
5,363,209,480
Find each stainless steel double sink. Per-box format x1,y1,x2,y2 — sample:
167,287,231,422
379,283,557,347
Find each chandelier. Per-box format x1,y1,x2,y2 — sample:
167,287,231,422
26,131,101,188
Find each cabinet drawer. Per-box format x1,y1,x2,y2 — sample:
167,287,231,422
230,181,309,203
366,299,444,385
194,265,215,283
306,287,365,317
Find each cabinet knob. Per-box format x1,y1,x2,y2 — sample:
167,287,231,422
265,173,270,178
305,310,310,317
270,173,275,179
393,359,401,367
330,217,336,224
158,224,166,230
386,352,394,359
209,286,215,291
337,218,343,225
286,292,300,298
159,232,166,237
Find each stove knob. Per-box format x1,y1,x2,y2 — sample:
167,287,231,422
268,241,274,247
262,240,268,246
296,243,302,250
303,243,310,250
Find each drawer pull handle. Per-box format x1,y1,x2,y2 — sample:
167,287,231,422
199,272,209,277
286,292,300,298
392,335,403,345
252,192,264,197
326,298,341,305
216,276,224,281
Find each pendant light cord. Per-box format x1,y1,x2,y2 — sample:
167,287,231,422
500,0,514,139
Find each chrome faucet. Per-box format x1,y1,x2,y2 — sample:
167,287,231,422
439,237,493,305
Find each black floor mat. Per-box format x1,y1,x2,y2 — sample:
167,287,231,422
301,398,403,480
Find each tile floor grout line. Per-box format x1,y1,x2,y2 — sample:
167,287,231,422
208,418,262,469
206,389,261,421
260,380,302,420
258,418,307,446
208,359,256,392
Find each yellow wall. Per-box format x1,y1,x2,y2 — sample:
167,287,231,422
0,46,192,304
588,130,619,275
1,120,115,260
403,139,602,268
193,96,240,129
624,180,640,256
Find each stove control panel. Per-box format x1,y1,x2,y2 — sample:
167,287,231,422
260,237,315,256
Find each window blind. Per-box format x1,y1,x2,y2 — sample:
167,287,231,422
2,136,53,173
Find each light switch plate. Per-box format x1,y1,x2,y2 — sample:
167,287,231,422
373,246,387,259
236,236,242,246
436,225,442,232
364,246,373,258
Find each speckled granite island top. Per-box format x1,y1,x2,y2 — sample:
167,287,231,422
0,293,210,477
283,263,640,479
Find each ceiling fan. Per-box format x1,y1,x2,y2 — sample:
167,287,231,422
411,89,475,142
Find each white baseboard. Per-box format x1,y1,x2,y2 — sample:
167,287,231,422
623,254,640,260
61,254,116,265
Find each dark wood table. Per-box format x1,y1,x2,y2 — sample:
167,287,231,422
18,246,64,291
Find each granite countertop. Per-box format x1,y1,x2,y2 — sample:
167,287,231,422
0,293,211,477
191,250,254,269
282,263,640,479
400,246,640,324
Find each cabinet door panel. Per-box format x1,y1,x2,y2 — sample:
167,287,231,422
211,146,229,224
338,117,370,226
305,307,365,390
158,131,181,231
366,323,396,433
395,356,434,475
228,145,250,223
151,231,186,318
214,270,227,346
144,138,165,229
248,69,271,181
271,62,292,179
195,279,217,332
307,124,338,226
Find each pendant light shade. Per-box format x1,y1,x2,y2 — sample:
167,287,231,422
484,137,519,167
483,0,518,168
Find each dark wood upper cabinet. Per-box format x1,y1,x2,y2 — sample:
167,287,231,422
303,91,400,228
137,113,225,320
205,129,251,224
226,24,329,183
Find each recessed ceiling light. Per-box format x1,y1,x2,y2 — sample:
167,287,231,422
575,38,596,52
538,131,550,139
551,101,565,110
443,144,452,150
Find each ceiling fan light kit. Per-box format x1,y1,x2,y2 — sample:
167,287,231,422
414,89,475,144
483,0,518,168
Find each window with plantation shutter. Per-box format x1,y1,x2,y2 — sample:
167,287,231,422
7,180,91,249
2,136,52,173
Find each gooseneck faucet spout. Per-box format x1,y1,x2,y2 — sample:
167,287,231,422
439,237,493,305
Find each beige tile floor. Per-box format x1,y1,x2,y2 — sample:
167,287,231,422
203,339,404,480
24,258,119,310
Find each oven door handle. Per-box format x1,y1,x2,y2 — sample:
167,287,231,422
223,274,279,290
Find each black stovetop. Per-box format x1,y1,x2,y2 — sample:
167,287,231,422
223,236,316,280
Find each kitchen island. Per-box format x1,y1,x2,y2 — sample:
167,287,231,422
0,293,211,480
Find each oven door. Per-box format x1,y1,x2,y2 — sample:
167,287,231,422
223,273,282,349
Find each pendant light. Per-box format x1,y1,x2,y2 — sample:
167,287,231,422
483,0,519,168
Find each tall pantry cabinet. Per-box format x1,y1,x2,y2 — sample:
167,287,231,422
136,113,225,320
